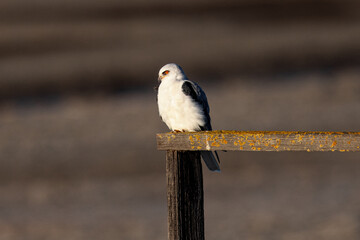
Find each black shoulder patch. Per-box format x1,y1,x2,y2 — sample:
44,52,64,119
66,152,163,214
182,81,212,131
182,81,199,103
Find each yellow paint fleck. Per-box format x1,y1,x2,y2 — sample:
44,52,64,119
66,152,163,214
195,135,200,141
211,142,220,147
168,135,175,142
234,139,246,146
331,141,337,148
252,147,256,151
219,134,228,145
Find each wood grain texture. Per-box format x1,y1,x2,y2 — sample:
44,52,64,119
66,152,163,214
157,131,360,152
166,150,204,240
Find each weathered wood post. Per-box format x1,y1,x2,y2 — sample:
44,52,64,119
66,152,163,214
166,150,204,240
157,131,360,240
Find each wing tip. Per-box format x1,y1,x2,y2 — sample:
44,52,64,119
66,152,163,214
200,151,221,172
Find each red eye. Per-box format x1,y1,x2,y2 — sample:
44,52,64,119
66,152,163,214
162,70,169,75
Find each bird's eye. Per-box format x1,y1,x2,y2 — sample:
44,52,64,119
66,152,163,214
162,70,169,75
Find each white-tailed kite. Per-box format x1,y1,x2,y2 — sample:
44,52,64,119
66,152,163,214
157,63,220,172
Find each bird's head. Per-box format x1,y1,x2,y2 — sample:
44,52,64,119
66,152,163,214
158,63,187,82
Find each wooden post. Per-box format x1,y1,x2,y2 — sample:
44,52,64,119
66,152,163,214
158,131,360,239
166,150,204,240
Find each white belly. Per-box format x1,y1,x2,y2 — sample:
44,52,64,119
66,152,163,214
158,81,205,131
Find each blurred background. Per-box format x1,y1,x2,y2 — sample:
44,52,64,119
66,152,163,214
0,0,360,239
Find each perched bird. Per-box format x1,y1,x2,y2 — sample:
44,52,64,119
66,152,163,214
157,63,220,172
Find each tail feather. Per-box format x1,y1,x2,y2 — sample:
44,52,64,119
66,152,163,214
200,151,220,172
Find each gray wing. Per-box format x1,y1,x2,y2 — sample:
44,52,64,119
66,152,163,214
182,80,220,171
182,80,212,130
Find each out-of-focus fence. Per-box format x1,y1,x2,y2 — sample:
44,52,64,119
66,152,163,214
0,0,359,99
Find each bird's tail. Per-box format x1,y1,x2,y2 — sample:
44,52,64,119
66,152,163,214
200,151,220,172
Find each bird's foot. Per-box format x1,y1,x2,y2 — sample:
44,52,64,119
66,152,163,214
172,129,187,133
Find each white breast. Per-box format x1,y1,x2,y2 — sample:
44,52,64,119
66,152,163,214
157,80,205,131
